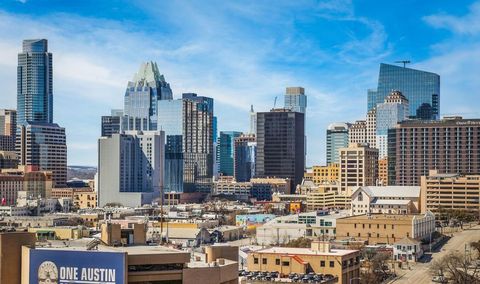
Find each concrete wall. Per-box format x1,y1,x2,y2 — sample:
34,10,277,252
205,245,238,263
0,232,35,284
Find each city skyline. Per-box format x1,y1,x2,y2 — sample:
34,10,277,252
1,1,480,166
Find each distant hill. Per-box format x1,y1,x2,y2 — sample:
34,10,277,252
67,165,97,180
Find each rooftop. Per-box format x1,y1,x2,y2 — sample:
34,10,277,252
356,186,420,198
371,199,411,205
255,246,358,257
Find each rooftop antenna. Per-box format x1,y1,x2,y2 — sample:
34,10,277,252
395,60,411,68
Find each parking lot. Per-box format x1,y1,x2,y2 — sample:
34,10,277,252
239,270,338,283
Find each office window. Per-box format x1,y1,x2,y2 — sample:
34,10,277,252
254,257,258,264
320,261,325,267
282,261,290,266
392,234,395,238
354,223,357,228
276,259,280,265
329,261,334,267
262,258,267,265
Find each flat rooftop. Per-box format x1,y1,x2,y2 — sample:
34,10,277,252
338,214,426,221
255,247,358,257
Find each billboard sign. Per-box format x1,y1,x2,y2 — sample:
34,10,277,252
29,249,126,284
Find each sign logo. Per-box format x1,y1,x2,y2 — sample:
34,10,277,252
38,261,59,284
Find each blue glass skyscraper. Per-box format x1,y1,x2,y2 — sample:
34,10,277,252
124,62,173,131
17,39,53,125
218,131,242,176
367,63,440,120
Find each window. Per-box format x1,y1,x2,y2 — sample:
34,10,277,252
362,224,365,229
347,232,350,237
254,257,258,264
358,192,363,201
354,224,357,228
275,259,280,265
320,261,325,267
377,224,379,229
384,224,386,229
369,224,371,229
262,258,267,265
392,234,395,238
342,260,347,268
358,233,360,237
329,261,334,267
282,261,290,266
392,225,395,229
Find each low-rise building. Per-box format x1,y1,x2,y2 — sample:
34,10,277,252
350,186,420,215
335,212,435,245
393,237,423,262
0,166,53,205
51,188,97,209
307,164,339,185
213,177,291,201
247,241,360,284
420,170,480,213
298,181,351,211
256,211,349,246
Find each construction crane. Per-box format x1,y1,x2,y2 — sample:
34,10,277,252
395,60,411,68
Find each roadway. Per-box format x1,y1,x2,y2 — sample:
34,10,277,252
392,225,480,284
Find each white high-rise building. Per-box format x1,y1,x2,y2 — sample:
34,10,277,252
98,130,164,207
249,105,257,135
376,91,409,158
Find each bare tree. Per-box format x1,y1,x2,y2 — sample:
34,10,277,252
430,251,480,284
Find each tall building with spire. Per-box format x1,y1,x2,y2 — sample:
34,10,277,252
123,62,173,131
249,105,257,135
16,39,67,187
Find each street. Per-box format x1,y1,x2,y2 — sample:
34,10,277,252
392,225,480,284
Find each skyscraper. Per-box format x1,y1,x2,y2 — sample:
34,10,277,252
256,109,305,193
348,120,366,145
388,117,480,186
234,134,256,182
339,144,378,193
157,96,214,193
284,87,307,113
17,39,53,125
101,109,124,137
367,63,440,120
249,105,257,135
376,90,409,158
124,62,173,131
16,39,67,188
326,122,350,165
218,131,242,176
17,123,67,187
98,130,164,207
0,109,16,151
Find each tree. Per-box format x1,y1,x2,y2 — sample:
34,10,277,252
471,240,480,260
430,251,480,284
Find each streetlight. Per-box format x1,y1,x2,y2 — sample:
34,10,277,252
350,277,361,284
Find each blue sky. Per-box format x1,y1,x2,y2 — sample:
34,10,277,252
1,0,480,166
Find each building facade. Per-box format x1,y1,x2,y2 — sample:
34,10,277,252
336,212,435,245
0,109,16,151
123,62,173,131
16,123,67,188
326,123,350,165
256,109,305,193
367,63,440,120
157,96,214,193
339,144,378,193
234,134,256,182
98,131,164,207
284,87,307,114
388,117,480,186
308,164,339,185
420,170,480,213
348,120,366,146
218,131,242,176
350,186,420,216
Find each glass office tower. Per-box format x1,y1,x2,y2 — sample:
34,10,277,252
218,131,242,176
17,39,53,125
367,63,440,120
124,62,173,131
326,122,350,165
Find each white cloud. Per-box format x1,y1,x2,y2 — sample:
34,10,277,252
423,1,480,35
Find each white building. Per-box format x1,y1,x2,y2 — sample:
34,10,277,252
98,131,165,207
256,211,348,246
393,237,423,262
350,186,420,215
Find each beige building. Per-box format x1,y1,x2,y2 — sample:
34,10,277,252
0,166,53,205
420,170,480,213
247,241,360,284
366,108,376,148
51,188,97,209
298,181,351,211
378,158,388,185
350,186,420,215
307,164,339,185
336,212,435,245
339,144,378,193
348,120,366,145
